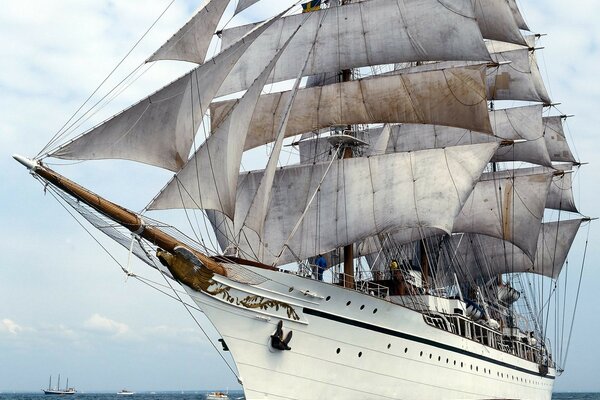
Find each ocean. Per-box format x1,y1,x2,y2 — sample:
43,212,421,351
0,393,597,400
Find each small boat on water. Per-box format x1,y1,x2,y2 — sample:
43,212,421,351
206,392,229,400
42,375,76,395
117,389,135,396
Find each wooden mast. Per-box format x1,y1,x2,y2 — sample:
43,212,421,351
13,155,227,276
340,0,354,289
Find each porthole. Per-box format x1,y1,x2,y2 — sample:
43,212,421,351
387,344,391,349
470,365,473,370
483,368,486,373
326,296,331,301
404,348,408,353
420,351,423,357
446,358,449,364
438,356,441,362
373,308,378,314
460,362,463,368
336,348,341,354
358,352,363,357
453,360,456,366
476,366,478,372
360,305,365,310
346,301,351,306
429,354,432,359
288,287,294,292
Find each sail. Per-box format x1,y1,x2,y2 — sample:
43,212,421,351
394,41,551,104
471,0,526,45
211,66,492,151
354,105,550,166
544,116,577,163
148,28,302,218
487,43,551,104
147,0,231,64
214,0,491,97
450,219,583,280
453,170,553,259
208,143,498,266
506,0,529,31
234,0,261,14
50,14,283,171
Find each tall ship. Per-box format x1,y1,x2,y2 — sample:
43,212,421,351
15,0,590,399
42,375,76,395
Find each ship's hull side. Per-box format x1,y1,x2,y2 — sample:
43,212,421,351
187,267,554,400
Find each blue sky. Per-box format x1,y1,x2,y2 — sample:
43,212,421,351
1,0,600,393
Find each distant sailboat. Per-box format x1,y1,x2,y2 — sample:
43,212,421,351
206,391,229,400
117,389,135,396
42,375,76,395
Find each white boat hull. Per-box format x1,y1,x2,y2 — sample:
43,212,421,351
186,267,555,400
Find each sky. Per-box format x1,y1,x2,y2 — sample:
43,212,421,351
1,0,600,394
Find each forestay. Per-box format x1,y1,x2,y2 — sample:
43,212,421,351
208,143,498,266
211,66,493,150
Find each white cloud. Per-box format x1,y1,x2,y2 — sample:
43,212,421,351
1,318,24,334
84,313,130,336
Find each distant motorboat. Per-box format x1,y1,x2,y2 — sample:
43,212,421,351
206,392,229,400
117,389,135,396
42,375,76,395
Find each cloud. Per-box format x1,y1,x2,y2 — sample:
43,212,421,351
83,313,130,336
1,318,24,334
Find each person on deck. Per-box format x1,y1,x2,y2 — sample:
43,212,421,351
315,254,327,281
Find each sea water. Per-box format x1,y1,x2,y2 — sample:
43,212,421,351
0,393,597,400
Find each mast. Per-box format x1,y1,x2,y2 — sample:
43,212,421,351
341,0,354,289
48,375,51,390
12,155,227,277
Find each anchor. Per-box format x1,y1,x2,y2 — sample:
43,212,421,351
270,320,293,351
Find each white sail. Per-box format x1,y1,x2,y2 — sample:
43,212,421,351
450,219,583,280
506,0,529,31
471,0,526,45
211,66,492,151
209,143,498,265
394,42,551,104
149,28,301,217
50,14,283,171
147,0,231,64
487,43,551,104
453,171,553,259
214,0,491,97
544,116,577,163
234,0,261,14
357,105,551,166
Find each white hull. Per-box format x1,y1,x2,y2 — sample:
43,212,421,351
186,267,555,400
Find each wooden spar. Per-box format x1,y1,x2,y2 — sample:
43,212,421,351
340,0,354,289
13,155,228,277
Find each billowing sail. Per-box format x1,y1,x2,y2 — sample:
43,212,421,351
393,40,551,104
544,116,577,163
353,105,550,166
450,219,583,280
211,66,492,150
234,0,261,15
453,170,553,259
471,0,526,45
214,0,491,96
208,143,498,266
506,0,529,31
50,14,283,171
148,26,302,218
147,0,231,64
